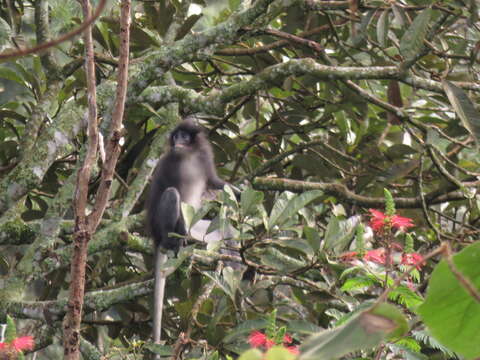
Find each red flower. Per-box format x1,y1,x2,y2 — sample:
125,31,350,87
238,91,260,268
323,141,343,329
11,336,34,352
369,209,414,232
364,249,386,264
0,342,5,350
402,253,425,269
283,334,293,344
391,215,414,230
369,209,387,232
248,331,298,355
249,331,267,347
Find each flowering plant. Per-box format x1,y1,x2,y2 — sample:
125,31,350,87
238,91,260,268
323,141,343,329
246,310,299,357
341,189,425,293
0,316,34,359
248,331,299,355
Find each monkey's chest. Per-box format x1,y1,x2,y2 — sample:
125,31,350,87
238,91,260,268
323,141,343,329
177,158,207,209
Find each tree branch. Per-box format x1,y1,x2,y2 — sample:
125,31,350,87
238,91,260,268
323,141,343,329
252,177,467,209
88,0,131,231
63,0,99,356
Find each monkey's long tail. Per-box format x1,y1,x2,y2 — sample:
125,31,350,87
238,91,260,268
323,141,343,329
153,250,167,357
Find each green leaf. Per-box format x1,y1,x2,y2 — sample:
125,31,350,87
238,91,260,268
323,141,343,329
418,242,480,360
391,4,407,27
259,246,306,273
268,190,323,231
223,319,269,343
229,0,241,11
265,309,277,338
222,266,242,297
222,184,239,208
181,202,196,229
442,80,480,146
276,238,314,258
381,159,421,184
203,270,237,302
0,67,25,86
300,303,408,360
239,348,264,360
395,337,422,353
304,226,321,253
322,216,359,253
0,17,11,45
399,8,432,60
341,276,376,292
376,10,389,47
287,320,323,335
164,245,194,271
265,347,297,360
191,202,215,230
14,62,42,95
351,9,375,47
241,188,264,218
388,285,424,310
412,330,459,358
5,315,16,342
144,343,172,356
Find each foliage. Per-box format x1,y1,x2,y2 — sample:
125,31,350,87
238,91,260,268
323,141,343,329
0,0,479,359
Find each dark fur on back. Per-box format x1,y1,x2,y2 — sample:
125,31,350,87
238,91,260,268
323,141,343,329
146,120,226,251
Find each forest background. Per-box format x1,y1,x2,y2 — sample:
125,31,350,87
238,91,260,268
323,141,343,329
0,0,479,359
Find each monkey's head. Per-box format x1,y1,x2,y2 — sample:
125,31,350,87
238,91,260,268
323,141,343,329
169,120,204,155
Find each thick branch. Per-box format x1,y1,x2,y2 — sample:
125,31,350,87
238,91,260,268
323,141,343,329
127,0,275,102
138,59,480,118
0,104,83,218
252,177,467,209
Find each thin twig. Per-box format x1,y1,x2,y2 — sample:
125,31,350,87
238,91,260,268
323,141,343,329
88,0,131,231
63,0,99,357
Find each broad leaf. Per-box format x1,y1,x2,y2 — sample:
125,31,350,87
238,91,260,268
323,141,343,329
223,319,269,343
322,215,360,253
268,190,323,231
377,10,389,47
418,242,480,360
203,270,237,302
0,67,25,86
300,303,408,360
259,246,306,273
164,245,194,272
241,188,264,217
287,320,323,335
239,349,264,360
265,347,297,360
145,343,172,356
399,8,432,60
0,18,11,46
442,80,480,145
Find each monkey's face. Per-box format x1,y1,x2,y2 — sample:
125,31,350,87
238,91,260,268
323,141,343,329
171,129,195,155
